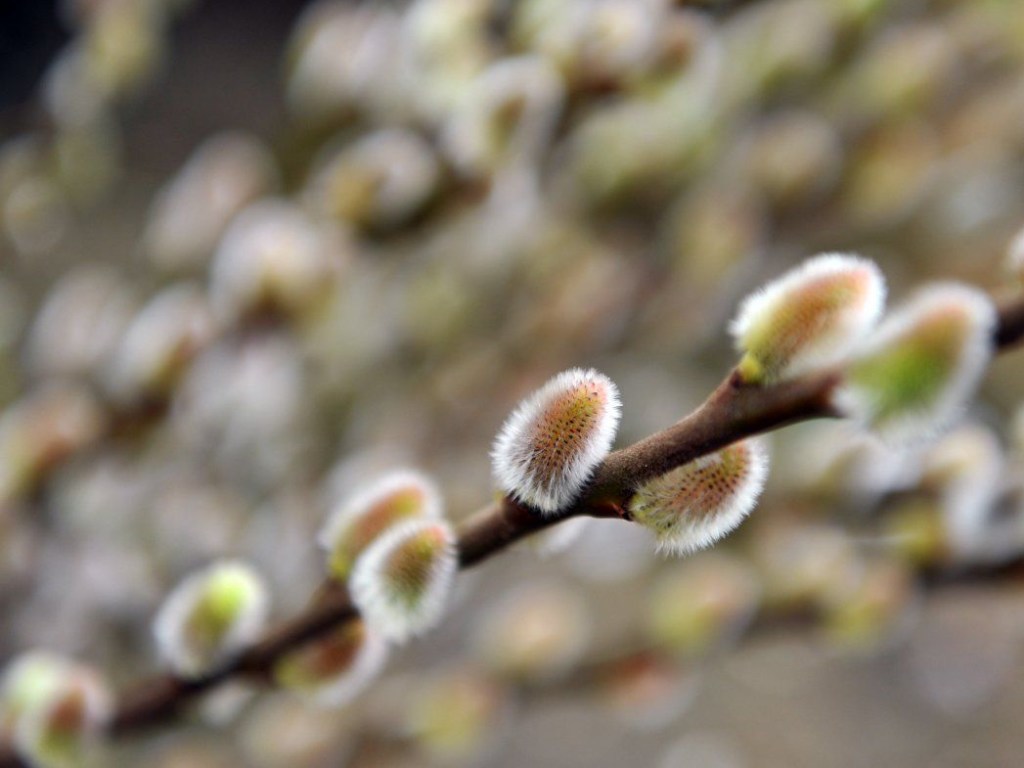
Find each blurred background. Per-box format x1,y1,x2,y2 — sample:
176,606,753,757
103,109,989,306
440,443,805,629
3,0,1024,766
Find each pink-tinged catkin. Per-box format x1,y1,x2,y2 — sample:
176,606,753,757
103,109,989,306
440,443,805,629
491,368,621,514
318,469,442,580
730,253,886,383
629,439,769,555
350,520,458,642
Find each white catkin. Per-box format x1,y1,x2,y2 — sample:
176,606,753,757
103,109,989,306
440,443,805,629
350,519,457,642
730,253,886,381
491,368,621,514
630,439,770,556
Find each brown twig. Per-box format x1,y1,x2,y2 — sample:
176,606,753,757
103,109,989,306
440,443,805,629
1,295,1023,767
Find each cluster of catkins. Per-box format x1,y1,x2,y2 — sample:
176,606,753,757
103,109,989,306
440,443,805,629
0,0,1021,765
496,253,997,545
1,243,1001,766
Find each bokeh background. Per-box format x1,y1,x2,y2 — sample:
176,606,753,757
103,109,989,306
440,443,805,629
3,0,1024,766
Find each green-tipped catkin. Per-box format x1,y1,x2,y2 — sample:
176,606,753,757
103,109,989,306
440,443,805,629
730,253,886,383
836,283,996,445
153,560,270,678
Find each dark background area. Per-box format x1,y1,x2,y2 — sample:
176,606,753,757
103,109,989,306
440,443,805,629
0,0,66,108
0,0,320,128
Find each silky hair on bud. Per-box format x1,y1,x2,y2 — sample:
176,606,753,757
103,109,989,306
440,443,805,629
491,368,621,514
350,519,457,642
318,469,443,580
835,283,996,446
730,253,886,383
153,560,270,678
630,439,769,556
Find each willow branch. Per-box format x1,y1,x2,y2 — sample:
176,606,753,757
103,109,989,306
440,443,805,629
1,294,1023,767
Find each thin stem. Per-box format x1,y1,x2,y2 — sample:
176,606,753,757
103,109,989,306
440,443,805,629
457,498,559,567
